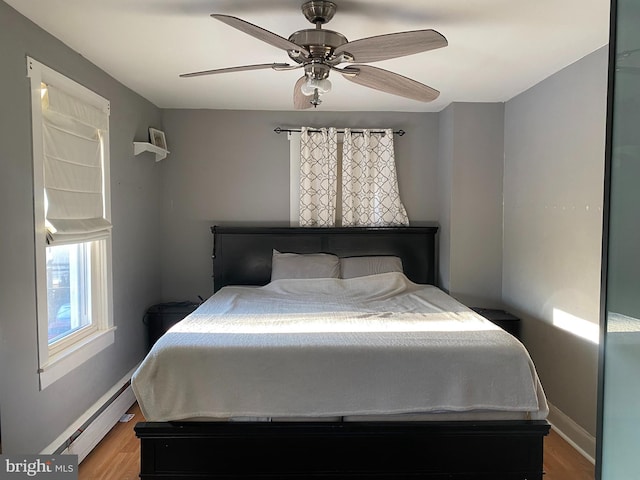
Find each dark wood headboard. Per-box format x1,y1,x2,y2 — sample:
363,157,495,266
211,226,438,292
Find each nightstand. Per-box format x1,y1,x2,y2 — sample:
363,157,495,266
143,301,199,350
470,307,521,340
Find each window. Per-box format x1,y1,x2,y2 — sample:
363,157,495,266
47,243,91,345
28,57,115,389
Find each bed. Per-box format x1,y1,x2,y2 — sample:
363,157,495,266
133,225,550,479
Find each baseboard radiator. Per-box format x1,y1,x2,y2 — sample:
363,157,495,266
42,366,138,463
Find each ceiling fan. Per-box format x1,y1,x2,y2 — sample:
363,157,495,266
180,0,448,108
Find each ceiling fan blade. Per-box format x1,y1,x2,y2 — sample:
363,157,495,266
293,76,313,109
334,30,447,63
180,63,292,78
341,65,439,102
211,14,309,56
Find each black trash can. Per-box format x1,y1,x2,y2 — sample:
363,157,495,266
143,301,199,350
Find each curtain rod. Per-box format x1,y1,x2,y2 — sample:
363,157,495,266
274,127,406,136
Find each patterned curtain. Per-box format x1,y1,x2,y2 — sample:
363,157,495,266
342,128,409,227
299,127,338,227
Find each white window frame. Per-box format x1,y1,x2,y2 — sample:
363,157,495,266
28,57,115,390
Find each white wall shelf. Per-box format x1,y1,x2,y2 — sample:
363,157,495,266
133,142,169,162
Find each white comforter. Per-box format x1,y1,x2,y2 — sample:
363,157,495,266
132,273,548,422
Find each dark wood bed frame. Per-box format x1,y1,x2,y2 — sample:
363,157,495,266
135,226,549,479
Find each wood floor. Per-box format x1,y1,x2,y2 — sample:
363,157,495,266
78,402,595,479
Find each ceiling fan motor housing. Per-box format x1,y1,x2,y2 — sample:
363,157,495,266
288,29,348,63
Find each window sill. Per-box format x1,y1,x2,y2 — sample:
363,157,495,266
39,327,116,390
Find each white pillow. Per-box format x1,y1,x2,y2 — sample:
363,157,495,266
270,250,340,281
339,256,404,279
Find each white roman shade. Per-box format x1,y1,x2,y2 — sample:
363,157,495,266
41,83,111,244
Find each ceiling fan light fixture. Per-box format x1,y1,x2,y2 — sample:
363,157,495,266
301,77,332,96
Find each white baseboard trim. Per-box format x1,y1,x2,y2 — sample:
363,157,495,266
41,364,139,463
547,402,596,464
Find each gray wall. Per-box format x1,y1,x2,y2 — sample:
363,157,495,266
437,107,453,290
0,1,162,452
503,46,608,455
437,103,505,307
160,110,440,301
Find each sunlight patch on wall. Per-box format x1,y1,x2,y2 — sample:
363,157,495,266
553,308,599,344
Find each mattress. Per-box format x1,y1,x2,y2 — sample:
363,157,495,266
132,272,548,422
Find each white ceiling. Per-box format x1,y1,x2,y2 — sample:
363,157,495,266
6,0,610,112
